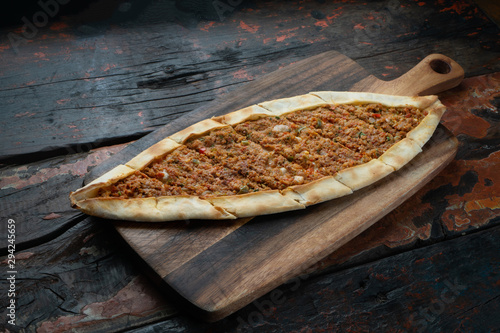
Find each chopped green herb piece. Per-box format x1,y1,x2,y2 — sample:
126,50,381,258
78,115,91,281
238,185,249,194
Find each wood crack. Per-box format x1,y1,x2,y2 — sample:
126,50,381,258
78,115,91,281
0,213,87,256
137,70,209,89
310,222,500,280
0,72,139,92
455,294,500,318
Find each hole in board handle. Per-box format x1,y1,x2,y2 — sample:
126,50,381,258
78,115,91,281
429,59,451,74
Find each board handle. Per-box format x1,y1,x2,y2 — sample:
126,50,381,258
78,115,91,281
392,54,464,95
353,54,465,96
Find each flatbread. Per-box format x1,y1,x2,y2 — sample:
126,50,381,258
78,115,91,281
206,191,305,218
70,91,446,222
126,138,181,170
76,196,236,222
282,177,353,205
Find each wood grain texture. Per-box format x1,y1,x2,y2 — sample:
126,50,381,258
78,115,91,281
1,1,498,329
0,144,126,253
84,52,462,320
0,218,178,333
353,54,464,96
0,71,498,333
85,51,369,182
0,0,498,162
131,224,500,333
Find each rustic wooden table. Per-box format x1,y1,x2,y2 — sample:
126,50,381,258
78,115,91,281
1,1,499,332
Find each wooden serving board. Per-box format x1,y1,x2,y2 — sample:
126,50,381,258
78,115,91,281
85,51,463,321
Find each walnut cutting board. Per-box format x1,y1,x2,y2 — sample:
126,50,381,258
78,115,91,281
85,51,463,321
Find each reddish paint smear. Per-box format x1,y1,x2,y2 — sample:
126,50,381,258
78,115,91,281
57,99,70,105
276,35,288,42
83,233,96,244
418,2,426,6
354,23,365,30
440,73,500,138
200,21,216,32
275,28,298,43
15,112,36,118
239,20,259,33
327,9,343,21
43,213,62,220
0,44,11,52
101,64,116,72
464,197,500,213
50,22,69,31
233,68,253,80
439,2,470,15
37,276,167,333
315,20,328,28
439,149,500,232
1,252,33,264
0,146,125,190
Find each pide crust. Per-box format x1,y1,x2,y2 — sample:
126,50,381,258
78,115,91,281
76,196,236,222
126,138,181,170
214,105,274,125
259,94,326,115
406,100,446,147
169,119,228,144
334,159,394,191
311,91,438,109
282,177,353,205
70,164,136,206
205,191,305,218
70,91,446,222
379,138,422,170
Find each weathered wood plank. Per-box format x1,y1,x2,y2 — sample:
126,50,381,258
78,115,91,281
310,72,500,271
104,50,463,320
3,216,496,332
0,1,498,329
1,0,498,161
0,218,177,333
216,224,500,332
1,71,497,267
0,144,126,253
0,71,498,331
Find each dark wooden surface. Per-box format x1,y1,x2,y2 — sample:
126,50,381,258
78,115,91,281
1,0,499,332
107,52,461,321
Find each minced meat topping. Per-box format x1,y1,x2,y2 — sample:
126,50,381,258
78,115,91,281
98,104,426,199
